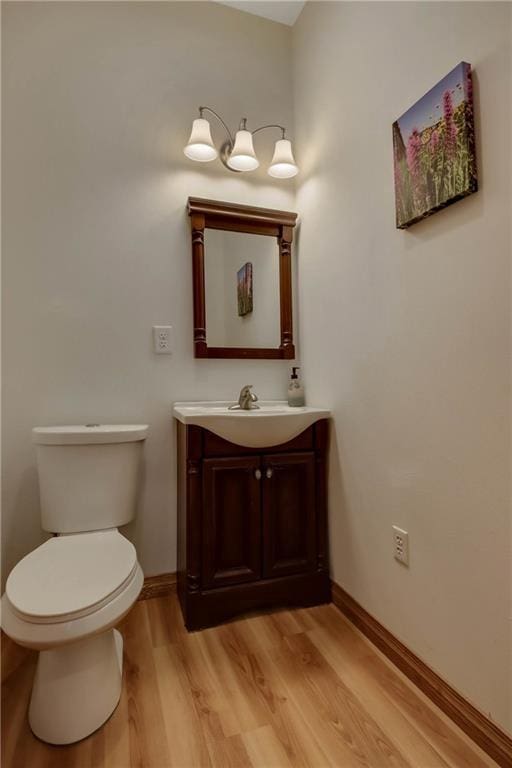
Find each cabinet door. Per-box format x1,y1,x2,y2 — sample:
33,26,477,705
262,452,316,578
202,456,262,589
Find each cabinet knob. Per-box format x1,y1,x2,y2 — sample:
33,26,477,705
266,468,273,479
254,469,262,480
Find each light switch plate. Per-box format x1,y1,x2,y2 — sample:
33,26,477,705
152,325,172,354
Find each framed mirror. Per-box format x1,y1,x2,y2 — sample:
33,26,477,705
187,197,297,359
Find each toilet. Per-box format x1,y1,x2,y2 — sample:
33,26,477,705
1,424,148,745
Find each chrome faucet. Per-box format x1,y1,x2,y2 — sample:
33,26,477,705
229,385,259,411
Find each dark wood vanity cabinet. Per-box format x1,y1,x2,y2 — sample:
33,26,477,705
177,420,331,630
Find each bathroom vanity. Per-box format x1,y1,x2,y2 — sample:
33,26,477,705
173,402,331,630
178,200,331,629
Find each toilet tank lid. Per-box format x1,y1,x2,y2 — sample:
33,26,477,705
32,425,149,445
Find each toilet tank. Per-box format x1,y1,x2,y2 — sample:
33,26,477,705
32,425,149,534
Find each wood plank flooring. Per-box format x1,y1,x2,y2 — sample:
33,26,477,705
1,595,497,768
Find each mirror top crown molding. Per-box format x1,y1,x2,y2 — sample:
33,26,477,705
187,197,297,360
187,197,298,230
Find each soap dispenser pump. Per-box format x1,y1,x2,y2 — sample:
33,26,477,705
288,366,305,407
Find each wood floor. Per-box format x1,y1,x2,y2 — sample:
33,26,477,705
1,595,497,768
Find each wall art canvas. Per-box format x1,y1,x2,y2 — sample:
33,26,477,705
237,262,253,316
393,62,477,229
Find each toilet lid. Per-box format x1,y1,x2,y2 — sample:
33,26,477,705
6,530,137,622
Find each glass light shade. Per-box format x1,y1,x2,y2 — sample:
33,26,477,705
268,139,299,178
184,118,218,162
227,130,259,171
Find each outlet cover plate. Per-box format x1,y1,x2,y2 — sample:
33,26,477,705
392,525,409,566
152,325,173,354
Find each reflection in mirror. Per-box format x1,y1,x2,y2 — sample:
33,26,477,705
204,230,280,349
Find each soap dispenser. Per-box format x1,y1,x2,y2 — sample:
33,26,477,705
288,366,305,407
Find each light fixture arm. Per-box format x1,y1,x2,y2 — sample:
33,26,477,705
198,106,235,146
251,124,287,139
197,108,288,144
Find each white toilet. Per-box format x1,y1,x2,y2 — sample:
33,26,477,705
1,424,148,745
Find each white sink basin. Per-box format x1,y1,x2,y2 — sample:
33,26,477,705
173,401,331,448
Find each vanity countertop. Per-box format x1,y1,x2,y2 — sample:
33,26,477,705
172,401,331,448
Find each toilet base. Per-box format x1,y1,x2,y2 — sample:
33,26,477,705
29,628,123,745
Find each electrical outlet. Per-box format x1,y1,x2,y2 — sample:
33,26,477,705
392,525,409,566
152,325,173,355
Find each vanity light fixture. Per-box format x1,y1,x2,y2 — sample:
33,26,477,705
184,106,298,178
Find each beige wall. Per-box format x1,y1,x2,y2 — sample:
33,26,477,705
293,1,511,732
1,1,295,583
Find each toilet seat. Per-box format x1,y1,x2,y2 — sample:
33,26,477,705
6,530,137,624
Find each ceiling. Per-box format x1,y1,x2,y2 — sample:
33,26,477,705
214,1,306,26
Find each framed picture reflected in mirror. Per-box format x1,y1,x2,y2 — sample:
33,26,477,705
237,262,253,317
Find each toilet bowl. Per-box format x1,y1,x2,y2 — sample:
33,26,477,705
1,424,148,745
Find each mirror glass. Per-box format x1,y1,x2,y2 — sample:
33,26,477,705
204,230,280,348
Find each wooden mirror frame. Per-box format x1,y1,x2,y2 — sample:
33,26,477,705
188,197,297,359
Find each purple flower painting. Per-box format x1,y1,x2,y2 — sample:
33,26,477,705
393,62,477,229
237,262,253,316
